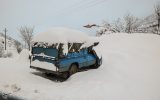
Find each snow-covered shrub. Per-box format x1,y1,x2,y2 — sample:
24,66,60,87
155,2,160,34
112,18,125,32
136,14,158,34
96,21,118,36
19,49,30,61
14,40,22,53
3,52,13,58
2,51,13,58
7,52,13,57
0,43,4,57
0,43,13,58
0,50,3,57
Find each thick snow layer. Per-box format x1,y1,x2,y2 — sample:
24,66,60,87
31,60,57,71
19,49,30,61
0,33,160,100
33,27,95,44
0,36,19,58
33,27,98,54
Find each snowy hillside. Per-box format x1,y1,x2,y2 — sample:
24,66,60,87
0,36,15,49
0,33,19,57
0,33,160,100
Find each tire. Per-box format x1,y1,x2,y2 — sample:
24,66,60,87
69,64,78,75
93,57,102,69
92,62,100,69
61,72,70,79
44,72,51,76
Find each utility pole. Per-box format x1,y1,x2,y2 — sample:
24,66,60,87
3,28,7,50
158,13,160,34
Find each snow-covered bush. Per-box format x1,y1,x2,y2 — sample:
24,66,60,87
0,43,4,57
136,14,158,34
123,13,139,33
95,13,143,36
95,16,141,36
0,43,13,58
96,21,118,36
155,2,160,34
112,18,125,32
19,49,30,61
14,40,22,53
3,52,13,58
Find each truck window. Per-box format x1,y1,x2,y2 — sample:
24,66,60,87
68,43,82,52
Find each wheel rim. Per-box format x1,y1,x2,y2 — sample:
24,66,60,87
70,64,78,75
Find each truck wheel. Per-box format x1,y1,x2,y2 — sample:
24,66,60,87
69,64,78,75
61,72,70,79
93,57,102,69
93,62,100,69
44,72,51,76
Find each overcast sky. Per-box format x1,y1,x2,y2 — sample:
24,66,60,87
0,0,159,40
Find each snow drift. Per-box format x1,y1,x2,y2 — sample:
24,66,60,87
0,33,160,100
32,27,99,55
19,49,30,62
33,27,97,44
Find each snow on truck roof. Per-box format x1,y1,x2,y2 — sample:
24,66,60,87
33,27,96,44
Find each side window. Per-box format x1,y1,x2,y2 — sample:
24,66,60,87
68,43,82,53
58,43,64,58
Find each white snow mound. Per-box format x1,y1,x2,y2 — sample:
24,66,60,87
19,49,29,61
33,27,96,44
0,33,160,100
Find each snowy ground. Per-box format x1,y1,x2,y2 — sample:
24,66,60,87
0,33,160,100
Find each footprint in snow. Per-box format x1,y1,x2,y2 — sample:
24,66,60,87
11,84,21,92
34,89,39,93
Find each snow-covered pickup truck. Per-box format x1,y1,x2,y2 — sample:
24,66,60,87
30,27,102,78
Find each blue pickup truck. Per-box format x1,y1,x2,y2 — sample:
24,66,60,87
30,28,102,79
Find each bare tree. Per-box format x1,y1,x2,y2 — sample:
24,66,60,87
96,20,120,36
18,26,34,51
124,13,140,33
155,2,160,34
112,18,125,32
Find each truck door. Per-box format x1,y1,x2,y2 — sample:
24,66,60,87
82,49,89,67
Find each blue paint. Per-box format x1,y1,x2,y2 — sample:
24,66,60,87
31,47,100,73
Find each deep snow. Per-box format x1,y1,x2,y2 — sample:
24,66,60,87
33,27,98,55
33,27,97,44
0,33,160,100
0,35,19,58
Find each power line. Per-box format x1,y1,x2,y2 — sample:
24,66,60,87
69,0,107,15
44,0,108,25
54,0,107,17
83,0,107,9
54,0,91,16
76,0,106,9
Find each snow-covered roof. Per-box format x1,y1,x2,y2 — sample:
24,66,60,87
33,27,95,44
